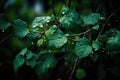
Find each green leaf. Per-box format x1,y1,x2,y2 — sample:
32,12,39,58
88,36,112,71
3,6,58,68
106,30,120,54
60,8,82,29
35,53,56,75
26,31,39,39
37,38,44,47
74,38,92,58
13,48,27,72
75,68,86,79
32,16,51,28
45,25,57,39
25,50,38,68
92,24,99,30
83,13,101,25
25,50,34,59
0,15,11,31
92,40,101,50
49,30,67,48
13,19,29,38
18,48,27,56
13,55,25,72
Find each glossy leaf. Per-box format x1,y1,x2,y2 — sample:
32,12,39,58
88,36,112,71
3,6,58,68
45,25,57,39
35,53,56,75
74,38,92,58
106,30,120,54
25,50,38,68
32,16,51,28
83,13,101,25
60,8,82,29
92,24,99,30
26,31,39,39
13,55,25,72
49,30,67,48
13,19,29,38
37,38,44,47
13,48,27,72
92,40,101,50
18,48,27,56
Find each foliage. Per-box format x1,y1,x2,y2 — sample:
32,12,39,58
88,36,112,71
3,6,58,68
1,0,120,80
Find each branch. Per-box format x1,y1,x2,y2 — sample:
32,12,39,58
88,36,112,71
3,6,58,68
66,29,91,37
68,58,79,80
96,8,120,40
68,37,79,42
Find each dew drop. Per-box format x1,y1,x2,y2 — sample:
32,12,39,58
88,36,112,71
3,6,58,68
32,25,36,28
42,17,45,19
62,11,65,14
32,42,34,45
40,25,43,28
92,51,94,54
48,50,51,53
47,20,50,23
95,49,97,51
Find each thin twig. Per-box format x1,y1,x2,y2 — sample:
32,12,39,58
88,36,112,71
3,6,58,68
96,8,120,40
68,58,79,80
66,29,91,37
68,38,79,42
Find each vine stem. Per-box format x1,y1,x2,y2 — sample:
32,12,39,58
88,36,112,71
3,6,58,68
68,38,79,42
68,58,79,80
96,8,120,40
66,29,91,37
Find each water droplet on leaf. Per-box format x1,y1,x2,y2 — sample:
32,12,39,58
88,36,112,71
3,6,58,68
32,42,34,45
47,20,50,23
92,51,94,54
40,25,43,28
62,11,65,14
32,25,36,28
48,50,51,53
95,49,97,51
